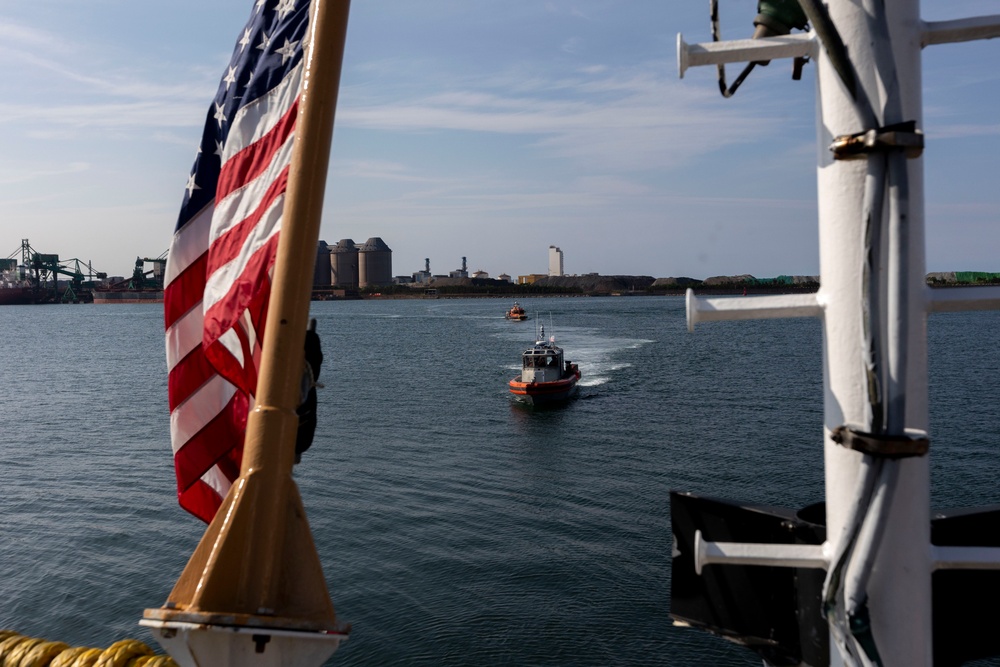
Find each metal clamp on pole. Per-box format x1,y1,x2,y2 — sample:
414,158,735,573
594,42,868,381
830,120,925,160
830,425,929,458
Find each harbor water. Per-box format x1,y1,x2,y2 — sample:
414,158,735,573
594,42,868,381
1,296,998,665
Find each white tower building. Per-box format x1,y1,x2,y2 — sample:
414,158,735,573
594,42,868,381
548,246,563,277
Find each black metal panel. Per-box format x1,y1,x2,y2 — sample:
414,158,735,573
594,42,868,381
670,491,827,667
931,505,1000,667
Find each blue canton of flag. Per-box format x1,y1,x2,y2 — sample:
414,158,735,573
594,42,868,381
181,0,309,224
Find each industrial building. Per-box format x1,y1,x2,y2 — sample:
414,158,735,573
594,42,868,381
359,237,392,287
331,239,359,288
313,241,332,288
549,246,564,276
410,258,432,284
314,237,393,291
450,257,469,279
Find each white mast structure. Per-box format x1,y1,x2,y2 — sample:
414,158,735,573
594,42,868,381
678,1,1000,665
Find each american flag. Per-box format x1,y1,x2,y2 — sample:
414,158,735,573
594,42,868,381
164,0,311,523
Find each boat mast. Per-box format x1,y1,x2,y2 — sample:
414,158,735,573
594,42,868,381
678,1,1000,664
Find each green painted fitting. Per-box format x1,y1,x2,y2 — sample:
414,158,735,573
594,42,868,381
755,0,809,35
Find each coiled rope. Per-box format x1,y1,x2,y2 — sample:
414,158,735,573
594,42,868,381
0,631,178,667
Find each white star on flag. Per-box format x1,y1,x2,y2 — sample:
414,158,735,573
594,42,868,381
185,173,199,198
276,38,299,65
213,102,227,127
276,0,296,20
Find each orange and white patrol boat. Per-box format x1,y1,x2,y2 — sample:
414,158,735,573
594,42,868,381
504,302,528,320
508,325,580,405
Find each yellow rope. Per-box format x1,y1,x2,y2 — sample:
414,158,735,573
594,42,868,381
92,640,153,667
4,636,44,665
0,632,178,667
23,641,70,666
49,647,102,667
127,658,176,667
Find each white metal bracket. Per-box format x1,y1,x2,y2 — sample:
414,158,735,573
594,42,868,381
932,546,1000,571
686,289,822,332
926,285,1000,313
692,530,828,575
691,532,1000,576
694,530,1000,576
922,15,1000,47
677,33,815,79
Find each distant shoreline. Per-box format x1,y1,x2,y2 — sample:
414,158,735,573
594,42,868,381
324,272,1000,301
351,286,819,300
10,272,997,306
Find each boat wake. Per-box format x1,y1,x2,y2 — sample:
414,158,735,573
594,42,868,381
571,336,653,388
542,332,653,390
578,363,631,387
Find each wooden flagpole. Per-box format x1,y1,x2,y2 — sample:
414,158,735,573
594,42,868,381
144,0,351,638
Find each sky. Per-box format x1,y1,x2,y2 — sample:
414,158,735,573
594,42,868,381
1,0,997,280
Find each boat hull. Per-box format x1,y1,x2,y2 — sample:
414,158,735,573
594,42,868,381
509,372,580,405
92,290,164,304
0,286,44,305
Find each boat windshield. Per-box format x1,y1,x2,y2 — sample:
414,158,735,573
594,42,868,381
523,351,559,368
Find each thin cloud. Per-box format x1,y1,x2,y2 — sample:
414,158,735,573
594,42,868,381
0,101,207,129
0,20,72,54
0,162,89,185
0,16,216,135
561,37,584,54
337,63,779,171
331,159,442,183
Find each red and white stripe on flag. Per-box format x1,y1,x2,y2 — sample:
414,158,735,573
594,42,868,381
164,0,309,523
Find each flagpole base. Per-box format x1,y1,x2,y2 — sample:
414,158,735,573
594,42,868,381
139,617,348,667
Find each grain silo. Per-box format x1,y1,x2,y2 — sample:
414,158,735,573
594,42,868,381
331,239,359,288
359,237,392,287
313,240,332,288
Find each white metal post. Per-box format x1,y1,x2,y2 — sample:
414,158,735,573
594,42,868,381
815,2,930,664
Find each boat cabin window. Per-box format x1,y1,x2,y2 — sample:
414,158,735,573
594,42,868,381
523,352,559,368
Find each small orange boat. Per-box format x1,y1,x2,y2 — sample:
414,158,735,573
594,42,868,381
509,325,580,405
505,302,529,320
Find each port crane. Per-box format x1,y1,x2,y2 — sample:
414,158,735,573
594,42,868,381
6,239,107,302
104,251,168,291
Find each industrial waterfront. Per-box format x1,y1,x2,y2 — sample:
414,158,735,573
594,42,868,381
6,237,998,305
